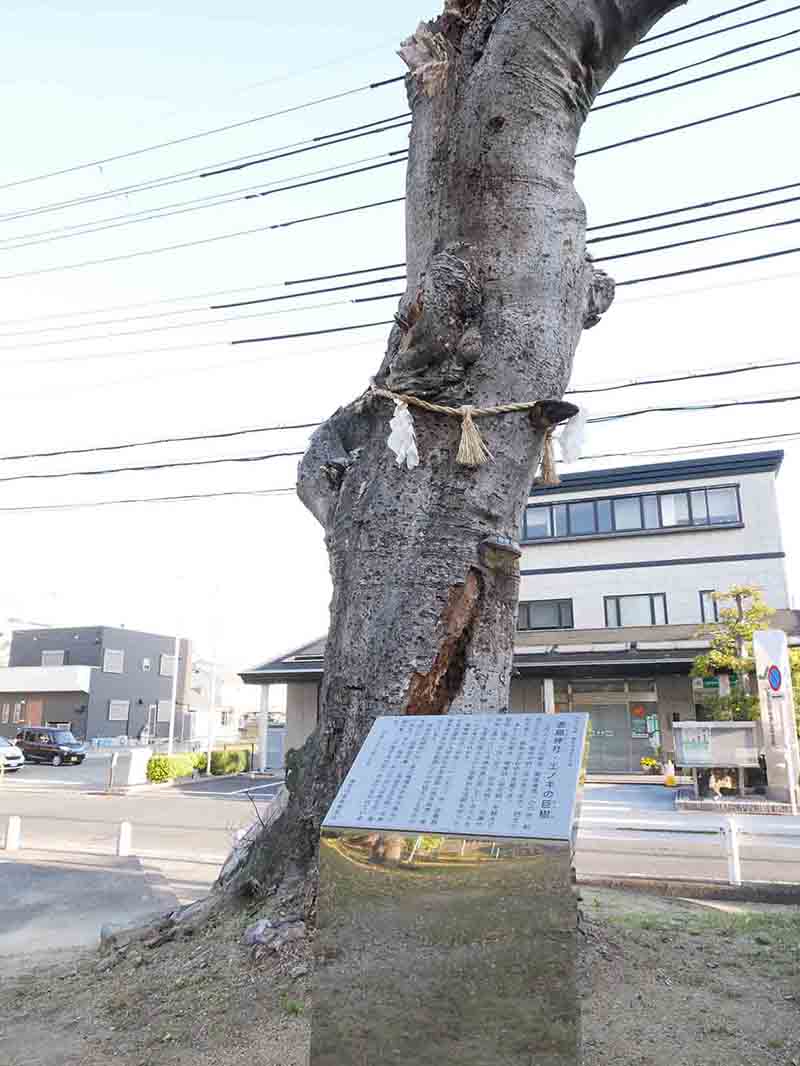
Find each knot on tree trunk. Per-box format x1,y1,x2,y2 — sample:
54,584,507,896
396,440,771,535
387,251,483,397
583,262,615,330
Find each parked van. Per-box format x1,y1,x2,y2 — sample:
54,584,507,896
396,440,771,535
14,727,86,766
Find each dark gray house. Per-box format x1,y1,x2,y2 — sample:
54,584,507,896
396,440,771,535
0,626,192,742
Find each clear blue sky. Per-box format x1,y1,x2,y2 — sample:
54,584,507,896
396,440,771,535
2,1,799,666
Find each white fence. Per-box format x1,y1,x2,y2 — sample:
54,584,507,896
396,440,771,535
576,816,800,886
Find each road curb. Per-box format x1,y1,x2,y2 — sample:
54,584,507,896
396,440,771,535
118,771,284,795
578,874,800,904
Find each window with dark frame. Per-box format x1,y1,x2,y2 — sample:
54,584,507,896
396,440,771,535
522,484,741,542
604,593,668,627
700,590,720,623
517,599,574,631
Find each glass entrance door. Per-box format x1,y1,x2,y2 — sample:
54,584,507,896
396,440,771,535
587,704,633,773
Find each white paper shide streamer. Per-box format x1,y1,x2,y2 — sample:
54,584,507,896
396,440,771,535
387,400,420,470
558,406,588,463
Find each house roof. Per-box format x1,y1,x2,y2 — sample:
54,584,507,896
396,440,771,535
242,612,800,685
529,450,784,497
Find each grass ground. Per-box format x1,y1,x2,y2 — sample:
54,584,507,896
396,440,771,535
0,886,797,1065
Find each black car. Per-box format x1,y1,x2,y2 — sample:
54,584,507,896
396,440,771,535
15,727,86,766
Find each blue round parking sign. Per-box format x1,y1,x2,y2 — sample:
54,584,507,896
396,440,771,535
768,665,782,692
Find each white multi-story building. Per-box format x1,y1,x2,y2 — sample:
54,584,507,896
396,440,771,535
243,451,797,775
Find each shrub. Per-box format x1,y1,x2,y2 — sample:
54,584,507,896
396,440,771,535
209,747,250,775
146,754,197,783
193,752,208,773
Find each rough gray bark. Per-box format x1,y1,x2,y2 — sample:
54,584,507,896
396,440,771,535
226,0,685,903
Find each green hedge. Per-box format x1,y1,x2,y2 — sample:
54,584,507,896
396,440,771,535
210,748,250,775
146,754,197,783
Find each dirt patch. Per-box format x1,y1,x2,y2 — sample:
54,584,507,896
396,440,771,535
0,905,310,1066
0,888,797,1065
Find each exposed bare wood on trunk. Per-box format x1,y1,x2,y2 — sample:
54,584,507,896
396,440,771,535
223,0,685,901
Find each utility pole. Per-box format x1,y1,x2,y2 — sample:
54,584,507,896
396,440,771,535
206,659,218,775
166,633,180,757
734,591,750,694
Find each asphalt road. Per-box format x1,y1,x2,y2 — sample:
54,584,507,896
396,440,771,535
2,778,799,884
0,773,284,862
578,784,800,885
0,851,217,957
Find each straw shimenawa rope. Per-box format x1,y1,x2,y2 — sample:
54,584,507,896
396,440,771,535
371,385,561,484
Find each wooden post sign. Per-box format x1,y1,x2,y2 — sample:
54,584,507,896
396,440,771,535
313,713,589,1066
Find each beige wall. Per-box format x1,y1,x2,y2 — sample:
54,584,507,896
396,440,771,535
286,681,319,753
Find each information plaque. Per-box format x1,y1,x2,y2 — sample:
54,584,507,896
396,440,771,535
322,712,588,841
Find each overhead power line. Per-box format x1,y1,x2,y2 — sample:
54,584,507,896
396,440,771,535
0,262,406,331
0,450,306,486
615,244,800,285
0,113,411,227
593,43,800,113
7,176,789,328
604,23,800,93
230,319,394,347
0,293,395,352
0,2,766,202
4,91,797,282
7,355,800,465
592,215,800,262
569,355,800,395
624,3,800,62
575,429,800,461
641,0,772,44
0,152,409,254
0,488,298,515
4,35,792,241
589,392,800,424
11,429,800,515
577,91,800,157
588,191,800,242
210,274,407,311
6,393,800,486
0,424,320,464
2,241,798,364
197,119,411,179
2,245,797,363
0,79,405,192
0,197,406,282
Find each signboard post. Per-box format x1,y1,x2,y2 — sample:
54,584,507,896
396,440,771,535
313,713,588,1066
753,630,800,812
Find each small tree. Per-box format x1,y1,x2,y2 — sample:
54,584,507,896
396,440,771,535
692,585,784,724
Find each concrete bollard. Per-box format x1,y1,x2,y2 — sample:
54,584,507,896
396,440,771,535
107,752,119,793
116,821,132,858
5,815,21,851
722,818,742,886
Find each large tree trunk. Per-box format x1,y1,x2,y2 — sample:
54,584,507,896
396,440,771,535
225,0,684,902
